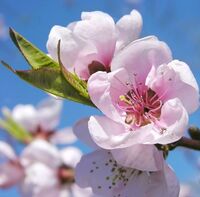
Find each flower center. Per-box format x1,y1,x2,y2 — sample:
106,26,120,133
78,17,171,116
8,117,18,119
88,60,110,75
118,87,162,127
57,164,75,185
31,126,54,142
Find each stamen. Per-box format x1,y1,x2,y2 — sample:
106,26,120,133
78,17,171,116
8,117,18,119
117,83,163,128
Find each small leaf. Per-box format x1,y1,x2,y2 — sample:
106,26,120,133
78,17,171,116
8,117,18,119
1,61,94,107
0,117,32,143
9,28,59,69
57,40,89,99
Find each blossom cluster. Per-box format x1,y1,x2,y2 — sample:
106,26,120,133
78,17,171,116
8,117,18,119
46,9,199,197
1,9,200,197
0,98,99,197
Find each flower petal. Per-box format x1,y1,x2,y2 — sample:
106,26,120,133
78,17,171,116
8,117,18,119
73,118,99,149
120,163,179,197
179,184,192,197
111,144,163,171
74,11,116,66
37,97,63,131
0,163,24,188
21,139,61,168
0,141,16,161
116,10,142,51
60,146,82,168
50,127,77,145
75,149,179,197
71,184,99,197
46,25,88,72
88,115,157,149
75,149,122,196
111,36,172,84
150,98,188,144
11,104,38,132
20,162,58,197
88,69,127,122
146,60,199,114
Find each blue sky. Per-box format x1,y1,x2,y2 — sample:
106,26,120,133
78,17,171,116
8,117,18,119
0,0,200,196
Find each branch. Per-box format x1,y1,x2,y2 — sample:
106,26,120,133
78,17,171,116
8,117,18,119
169,137,200,151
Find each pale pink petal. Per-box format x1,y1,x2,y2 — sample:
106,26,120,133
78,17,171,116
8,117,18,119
146,60,199,114
88,115,157,149
111,36,172,84
75,150,179,197
72,11,116,79
37,97,63,131
20,162,58,197
46,25,88,72
60,147,82,168
116,10,142,51
0,163,24,188
111,144,163,171
75,149,120,196
73,118,99,149
11,104,38,132
21,139,61,168
121,163,179,197
0,141,16,161
150,98,188,144
50,127,77,145
179,184,192,197
71,184,100,197
162,165,180,197
88,69,127,122
74,11,116,66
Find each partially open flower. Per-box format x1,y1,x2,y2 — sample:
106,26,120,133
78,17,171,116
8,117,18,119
47,10,142,80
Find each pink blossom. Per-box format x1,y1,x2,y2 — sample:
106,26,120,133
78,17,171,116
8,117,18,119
75,149,180,197
20,139,98,197
3,97,77,144
47,10,142,80
0,139,97,197
87,36,199,169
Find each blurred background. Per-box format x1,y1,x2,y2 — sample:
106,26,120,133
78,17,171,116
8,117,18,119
0,0,200,196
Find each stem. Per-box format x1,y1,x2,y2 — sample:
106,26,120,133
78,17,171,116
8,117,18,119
170,137,200,151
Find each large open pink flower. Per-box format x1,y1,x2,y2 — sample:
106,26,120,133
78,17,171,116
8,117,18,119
47,10,142,80
87,36,199,168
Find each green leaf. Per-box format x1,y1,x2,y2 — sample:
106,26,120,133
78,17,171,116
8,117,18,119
57,40,89,99
1,61,94,107
0,117,32,143
9,28,59,69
